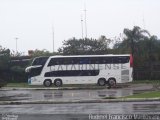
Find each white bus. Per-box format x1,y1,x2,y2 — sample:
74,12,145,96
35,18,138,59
25,54,133,87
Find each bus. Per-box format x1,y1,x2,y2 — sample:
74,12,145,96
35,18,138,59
25,54,133,87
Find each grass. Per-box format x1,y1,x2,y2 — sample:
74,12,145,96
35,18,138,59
121,91,160,99
132,80,160,84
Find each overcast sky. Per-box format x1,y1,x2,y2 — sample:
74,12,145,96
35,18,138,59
0,0,160,54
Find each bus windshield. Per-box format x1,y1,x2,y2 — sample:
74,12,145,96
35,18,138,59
32,56,49,66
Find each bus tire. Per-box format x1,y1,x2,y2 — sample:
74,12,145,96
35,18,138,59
54,79,62,87
108,78,116,88
43,79,52,87
98,78,106,86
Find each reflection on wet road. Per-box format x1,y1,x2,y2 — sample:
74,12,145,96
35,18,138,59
0,102,160,120
0,89,134,101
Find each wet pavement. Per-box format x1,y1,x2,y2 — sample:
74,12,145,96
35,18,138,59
0,84,153,102
0,89,134,102
0,84,159,120
0,101,160,120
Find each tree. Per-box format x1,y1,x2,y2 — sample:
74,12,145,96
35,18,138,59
0,45,10,85
58,36,111,55
0,46,10,70
112,26,152,80
29,49,58,57
114,26,151,62
123,26,150,56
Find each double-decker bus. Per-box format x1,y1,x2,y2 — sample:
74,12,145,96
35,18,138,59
25,54,133,87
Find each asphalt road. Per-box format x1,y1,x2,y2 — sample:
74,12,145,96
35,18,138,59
0,101,160,120
0,89,134,102
0,84,157,120
0,83,153,102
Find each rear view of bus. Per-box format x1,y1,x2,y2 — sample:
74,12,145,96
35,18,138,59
118,54,133,84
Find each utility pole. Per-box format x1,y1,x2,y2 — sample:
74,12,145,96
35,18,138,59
81,15,84,39
15,37,18,53
52,25,54,53
142,13,146,29
84,3,87,38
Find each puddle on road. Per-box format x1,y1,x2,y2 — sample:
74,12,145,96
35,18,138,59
0,90,32,101
0,88,135,101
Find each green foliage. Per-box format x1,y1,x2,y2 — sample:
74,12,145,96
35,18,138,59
113,26,160,66
58,36,112,55
0,46,10,70
30,49,59,58
1,26,160,82
122,91,160,98
31,49,53,57
10,66,25,73
115,26,151,55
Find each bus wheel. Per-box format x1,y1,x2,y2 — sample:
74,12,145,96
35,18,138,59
98,78,106,86
54,79,62,87
43,79,52,87
108,78,116,88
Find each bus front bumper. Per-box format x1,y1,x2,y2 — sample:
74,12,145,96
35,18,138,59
28,77,42,85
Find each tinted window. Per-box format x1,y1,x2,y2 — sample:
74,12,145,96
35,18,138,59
47,56,129,66
44,70,99,77
116,56,129,63
32,57,49,66
63,57,79,64
48,57,79,66
29,66,43,77
79,57,90,64
89,57,112,64
102,57,112,64
48,58,63,66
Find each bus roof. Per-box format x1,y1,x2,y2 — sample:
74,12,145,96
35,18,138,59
49,54,131,58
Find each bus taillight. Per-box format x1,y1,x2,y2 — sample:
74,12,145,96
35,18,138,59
130,54,133,67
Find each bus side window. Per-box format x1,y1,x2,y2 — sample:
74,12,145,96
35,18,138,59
48,58,55,66
63,57,75,65
63,58,68,65
70,58,77,64
56,58,63,65
101,57,106,64
32,58,40,65
103,57,112,64
121,57,129,63
112,57,121,64
89,57,95,64
67,57,76,64
79,57,89,64
73,58,79,64
99,57,109,64
48,58,61,66
90,57,99,64
112,56,129,64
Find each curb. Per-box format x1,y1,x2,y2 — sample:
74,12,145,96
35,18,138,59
0,98,160,105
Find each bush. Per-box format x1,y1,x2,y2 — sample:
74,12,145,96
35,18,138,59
0,78,7,87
